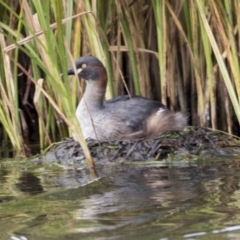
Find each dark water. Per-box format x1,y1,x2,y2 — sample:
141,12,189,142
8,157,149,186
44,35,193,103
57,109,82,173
1,156,240,240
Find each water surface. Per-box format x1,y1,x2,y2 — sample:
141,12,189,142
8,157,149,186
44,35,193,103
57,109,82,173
1,156,240,240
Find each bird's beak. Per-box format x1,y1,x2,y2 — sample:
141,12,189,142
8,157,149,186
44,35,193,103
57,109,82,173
67,68,82,75
67,68,75,75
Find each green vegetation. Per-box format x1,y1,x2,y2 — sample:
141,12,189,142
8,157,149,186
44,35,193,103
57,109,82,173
0,0,239,160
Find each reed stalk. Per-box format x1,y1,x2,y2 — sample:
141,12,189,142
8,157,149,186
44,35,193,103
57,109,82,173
152,0,167,105
195,0,240,126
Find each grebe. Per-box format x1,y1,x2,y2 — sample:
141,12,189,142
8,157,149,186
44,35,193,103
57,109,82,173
67,56,187,141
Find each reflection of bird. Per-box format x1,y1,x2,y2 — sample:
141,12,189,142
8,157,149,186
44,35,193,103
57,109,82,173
67,56,187,142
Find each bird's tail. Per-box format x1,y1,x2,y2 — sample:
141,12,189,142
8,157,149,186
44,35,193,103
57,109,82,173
121,109,187,140
144,109,187,139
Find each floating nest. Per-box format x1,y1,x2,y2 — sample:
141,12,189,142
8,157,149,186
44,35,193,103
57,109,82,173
32,127,240,165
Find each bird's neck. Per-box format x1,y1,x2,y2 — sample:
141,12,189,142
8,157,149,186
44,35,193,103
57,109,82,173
80,75,107,110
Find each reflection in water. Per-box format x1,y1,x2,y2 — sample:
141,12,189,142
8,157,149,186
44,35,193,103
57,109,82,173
71,166,223,235
1,158,240,239
16,172,44,195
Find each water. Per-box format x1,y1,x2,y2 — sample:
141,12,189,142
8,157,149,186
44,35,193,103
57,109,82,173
1,156,240,240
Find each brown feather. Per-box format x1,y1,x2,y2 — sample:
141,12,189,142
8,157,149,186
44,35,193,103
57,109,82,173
120,109,187,140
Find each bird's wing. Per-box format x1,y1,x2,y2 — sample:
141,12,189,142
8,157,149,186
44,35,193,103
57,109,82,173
104,95,166,132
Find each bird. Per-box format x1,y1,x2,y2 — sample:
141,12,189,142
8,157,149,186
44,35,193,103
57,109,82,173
67,56,187,142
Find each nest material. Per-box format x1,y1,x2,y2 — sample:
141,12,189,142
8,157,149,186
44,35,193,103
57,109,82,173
36,127,240,165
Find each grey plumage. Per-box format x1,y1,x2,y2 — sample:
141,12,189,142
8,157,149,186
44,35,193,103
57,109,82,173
68,56,187,141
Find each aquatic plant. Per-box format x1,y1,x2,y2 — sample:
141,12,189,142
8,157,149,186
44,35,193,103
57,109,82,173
0,0,239,161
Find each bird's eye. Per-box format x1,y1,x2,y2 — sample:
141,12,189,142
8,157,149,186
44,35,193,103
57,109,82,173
82,63,87,68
